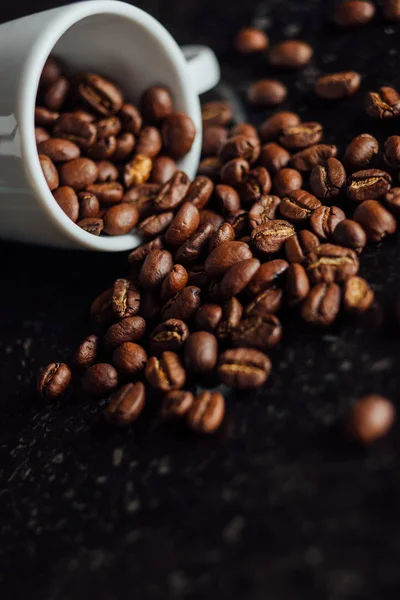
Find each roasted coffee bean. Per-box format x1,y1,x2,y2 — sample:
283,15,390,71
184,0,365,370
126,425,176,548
105,382,146,426
285,229,320,263
384,0,400,20
103,203,139,235
38,138,80,163
113,132,136,161
175,223,215,265
291,145,337,172
347,169,391,202
38,363,71,398
162,286,201,321
268,40,313,68
135,126,162,159
145,351,186,391
343,276,374,314
40,57,62,87
35,106,59,127
301,283,341,327
232,314,282,351
39,154,59,191
335,0,376,27
202,125,228,157
139,250,173,290
218,258,261,300
216,298,243,340
137,211,174,238
78,217,104,235
306,243,359,284
249,196,281,229
279,190,321,223
73,334,99,369
78,192,100,219
182,176,213,210
165,202,200,247
365,86,400,119
123,183,160,217
247,259,289,297
161,265,189,302
310,205,345,240
258,143,290,174
87,136,117,160
82,363,118,396
94,117,120,141
218,348,271,389
273,168,303,197
235,26,269,53
314,71,361,100
113,342,147,375
251,220,295,255
96,161,119,182
310,158,346,200
343,134,379,172
184,331,218,374
162,112,196,159
195,304,223,332
150,156,177,184
220,158,250,186
332,219,367,254
247,79,287,106
220,135,260,165
43,77,69,111
286,263,310,306
139,292,161,320
227,209,250,238
53,113,97,149
161,390,194,421
201,101,232,127
231,123,259,140
105,316,146,348
353,200,397,242
346,395,395,444
77,73,123,116
124,155,152,187
119,103,142,135
187,391,225,434
384,136,400,168
209,223,236,252
59,157,98,190
86,182,124,205
35,127,50,144
280,122,323,150
153,171,191,212
128,237,164,264
111,278,140,319
385,187,400,215
259,111,301,142
54,186,79,222
91,288,113,324
215,185,241,215
245,287,283,316
205,241,252,278
140,86,173,122
150,319,189,355
187,265,208,289
239,167,272,205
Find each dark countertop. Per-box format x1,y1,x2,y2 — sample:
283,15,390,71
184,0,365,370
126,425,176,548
2,1,400,598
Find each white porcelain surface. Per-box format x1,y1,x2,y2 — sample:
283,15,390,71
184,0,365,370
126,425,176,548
0,1,220,251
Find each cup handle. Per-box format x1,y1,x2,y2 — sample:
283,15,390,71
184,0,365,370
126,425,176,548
181,45,221,95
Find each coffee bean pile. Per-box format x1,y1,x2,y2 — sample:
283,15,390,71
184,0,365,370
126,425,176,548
35,57,195,236
38,2,400,441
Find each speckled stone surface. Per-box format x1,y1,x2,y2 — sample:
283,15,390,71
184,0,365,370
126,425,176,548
2,0,400,598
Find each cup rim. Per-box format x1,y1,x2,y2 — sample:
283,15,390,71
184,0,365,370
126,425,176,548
18,0,202,251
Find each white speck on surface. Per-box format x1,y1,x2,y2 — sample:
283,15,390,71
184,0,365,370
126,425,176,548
222,515,246,543
126,498,141,514
52,453,64,464
112,448,123,467
96,475,108,484
340,360,353,372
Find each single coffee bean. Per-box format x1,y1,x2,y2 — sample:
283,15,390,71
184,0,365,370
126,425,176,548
220,158,250,186
184,176,214,210
139,250,173,290
235,26,269,53
39,154,59,191
153,171,191,212
220,135,260,165
202,125,228,157
251,220,295,255
343,134,379,172
89,135,118,160
226,209,250,238
82,363,118,396
73,334,99,369
35,127,50,144
273,168,303,197
187,391,225,434
279,190,321,223
215,185,241,215
218,348,271,389
162,112,196,159
232,314,282,351
43,77,69,111
244,287,283,316
346,395,395,444
195,304,223,332
161,286,201,321
247,259,289,297
95,161,119,182
150,156,177,184
135,126,163,159
161,390,194,421
201,101,232,127
40,57,62,87
59,157,98,191
53,113,97,149
205,241,252,278
384,136,400,168
78,192,100,219
90,288,113,324
343,276,374,314
119,103,142,135
35,106,59,128
385,187,400,215
310,205,345,240
113,132,136,161
280,122,323,150
216,298,243,341
137,211,174,238
231,123,259,140
291,145,337,172
78,217,104,235
140,86,173,122
165,202,200,247
286,263,310,306
150,319,189,355
218,258,261,300
334,0,376,27
124,155,152,187
105,382,146,426
239,167,272,205
314,71,361,100
332,219,367,254
38,138,80,163
247,79,287,106
77,72,123,116
113,342,147,375
384,0,400,20
175,223,215,265
347,169,392,202
268,40,313,68
259,111,301,142
94,117,120,141
285,229,320,263
249,196,281,229
353,200,397,242
105,316,146,348
365,86,400,119
111,278,140,319
53,186,79,222
145,352,186,392
103,203,139,235
258,142,290,174
310,158,346,200
38,362,71,398
86,182,124,205
161,265,189,302
123,183,160,218
128,237,164,265
184,331,218,374
301,283,341,327
306,243,359,284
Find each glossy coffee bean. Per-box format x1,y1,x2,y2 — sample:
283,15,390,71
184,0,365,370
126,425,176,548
310,158,346,200
306,243,359,284
145,352,186,391
273,168,303,196
154,171,191,212
35,127,50,144
184,332,218,374
239,167,272,205
119,103,142,135
78,217,103,235
268,40,313,68
140,86,173,122
175,223,215,265
162,112,196,159
77,73,123,116
343,276,374,314
137,211,174,238
285,229,320,263
291,145,337,172
332,219,367,254
128,236,164,264
259,111,301,142
43,77,69,111
232,314,282,351
218,348,271,389
96,116,121,140
161,265,189,302
205,241,252,278
136,126,162,158
353,200,397,242
123,183,160,218
334,1,375,27
234,27,269,53
40,57,62,87
38,363,71,398
59,157,98,190
73,334,99,369
384,136,400,168
113,342,147,375
165,202,200,247
346,395,395,444
301,283,341,327
251,220,295,255
113,132,136,161
279,190,321,223
286,263,310,306
247,79,287,106
247,259,289,297
314,71,361,99
35,106,59,128
215,185,241,215
161,286,201,321
365,86,400,119
244,287,283,316
187,391,225,434
150,156,178,184
218,258,261,300
53,113,97,149
258,143,290,173
184,176,214,210
105,316,146,348
139,250,173,290
82,363,118,396
103,203,139,235
219,135,260,165
150,319,189,355
124,155,152,187
227,209,250,238
202,125,228,156
53,186,79,222
38,138,80,163
220,158,250,186
280,122,323,150
385,188,400,215
111,278,140,319
104,382,146,426
194,304,223,332
343,134,379,172
249,196,281,229
231,123,259,140
216,298,243,341
78,192,100,219
39,154,59,190
347,169,391,202
201,101,232,127
86,182,124,205
310,205,345,240
161,390,194,421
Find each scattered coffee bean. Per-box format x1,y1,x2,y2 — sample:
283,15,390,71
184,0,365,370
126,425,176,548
343,134,379,172
140,86,173,122
365,86,400,119
78,192,100,220
286,263,310,306
247,259,289,297
128,236,164,264
245,287,283,316
38,363,71,399
273,168,303,197
184,331,218,374
150,156,178,184
384,188,400,215
161,265,189,302
232,314,282,351
150,319,189,355
73,334,99,369
162,112,196,159
353,200,397,242
291,145,337,172
82,363,118,396
285,229,320,263
310,158,346,200
251,220,295,255
205,241,253,278
111,278,140,319
259,143,290,173
231,123,259,140
195,304,223,332
235,27,269,53
268,40,313,69
249,196,281,229
53,186,79,222
77,73,123,116
384,136,400,168
346,395,395,444
165,202,200,247
161,390,194,420
175,223,215,265
310,205,346,240
202,126,228,157
104,382,146,426
187,391,225,434
219,135,260,164
343,276,374,314
333,1,376,27
185,176,214,210
301,283,341,327
139,250,173,290
162,286,201,321
216,298,243,341
105,316,146,348
280,122,323,150
145,351,186,392
247,79,287,106
103,203,139,235
39,154,59,191
137,211,174,237
40,57,62,86
35,127,50,144
220,158,250,186
259,111,301,142
78,217,104,235
215,185,241,215
347,169,392,202
279,190,321,223
201,101,232,127
113,342,147,375
59,157,98,190
314,71,361,100
306,243,359,283
332,219,367,254
218,258,261,300
218,348,271,389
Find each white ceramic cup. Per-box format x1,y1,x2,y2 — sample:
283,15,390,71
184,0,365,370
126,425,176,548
0,0,220,251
